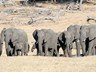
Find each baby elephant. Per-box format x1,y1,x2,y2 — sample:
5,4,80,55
14,42,30,56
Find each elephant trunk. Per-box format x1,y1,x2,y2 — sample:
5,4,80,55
31,43,36,52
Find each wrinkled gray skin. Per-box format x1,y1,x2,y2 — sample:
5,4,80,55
58,31,72,57
33,29,58,56
67,25,81,57
1,28,29,56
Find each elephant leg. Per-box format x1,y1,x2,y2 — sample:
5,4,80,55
54,0,57,3
55,47,59,57
0,46,2,56
57,48,59,56
6,48,9,56
16,51,20,56
76,40,80,57
51,0,54,3
65,47,68,57
50,48,54,56
7,45,13,56
5,42,13,56
38,42,43,56
37,48,39,56
0,51,2,56
21,48,24,56
0,48,2,56
5,43,10,56
62,48,66,57
56,49,59,57
45,43,48,56
24,43,29,55
81,41,86,56
88,41,94,55
92,47,95,55
67,44,72,57
13,48,17,56
95,47,96,55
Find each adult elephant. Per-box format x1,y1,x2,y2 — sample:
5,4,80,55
1,28,29,56
32,29,58,56
67,25,81,57
80,25,96,56
58,31,72,57
88,25,96,55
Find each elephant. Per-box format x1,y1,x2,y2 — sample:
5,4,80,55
1,28,29,56
80,25,96,56
58,31,72,57
32,29,58,56
67,25,81,56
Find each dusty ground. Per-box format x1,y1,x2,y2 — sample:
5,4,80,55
0,2,96,72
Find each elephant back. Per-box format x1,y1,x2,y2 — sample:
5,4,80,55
67,25,75,41
74,25,81,40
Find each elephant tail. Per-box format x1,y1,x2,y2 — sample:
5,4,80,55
28,44,30,52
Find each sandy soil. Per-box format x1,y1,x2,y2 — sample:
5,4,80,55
0,3,96,72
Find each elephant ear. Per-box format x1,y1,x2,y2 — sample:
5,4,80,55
1,28,6,36
58,32,65,44
33,29,39,41
58,32,63,41
1,28,6,43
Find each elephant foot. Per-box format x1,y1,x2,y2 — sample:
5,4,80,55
0,51,2,56
65,54,68,57
44,52,49,56
77,55,80,57
56,53,59,57
37,52,44,56
80,54,85,57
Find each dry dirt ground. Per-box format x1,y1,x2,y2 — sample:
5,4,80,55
0,2,96,72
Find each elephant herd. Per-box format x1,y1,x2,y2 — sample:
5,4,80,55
0,24,96,57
